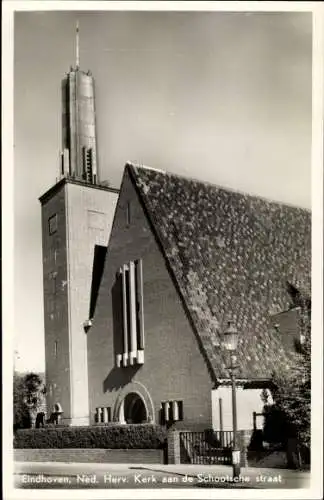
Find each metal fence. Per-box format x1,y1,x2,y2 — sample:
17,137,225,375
179,430,234,465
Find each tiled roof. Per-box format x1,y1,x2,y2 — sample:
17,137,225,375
127,163,311,382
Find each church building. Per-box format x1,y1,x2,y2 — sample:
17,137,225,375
85,163,311,431
39,28,311,430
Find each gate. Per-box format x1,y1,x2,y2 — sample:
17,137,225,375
179,430,233,465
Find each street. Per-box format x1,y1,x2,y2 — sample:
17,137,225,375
14,462,310,489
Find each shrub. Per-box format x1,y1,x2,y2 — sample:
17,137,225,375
262,404,291,446
13,424,167,449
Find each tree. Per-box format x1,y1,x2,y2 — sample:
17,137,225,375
13,372,30,430
13,372,46,430
264,298,311,466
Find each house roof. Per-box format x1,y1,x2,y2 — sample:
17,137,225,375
127,163,311,383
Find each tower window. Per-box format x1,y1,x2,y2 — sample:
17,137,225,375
86,148,93,183
82,147,93,183
48,214,58,235
82,147,87,181
48,297,55,314
54,340,58,358
49,271,58,294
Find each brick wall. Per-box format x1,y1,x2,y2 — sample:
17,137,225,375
167,430,181,464
14,448,164,464
41,185,71,419
87,170,214,429
40,180,117,425
65,182,117,425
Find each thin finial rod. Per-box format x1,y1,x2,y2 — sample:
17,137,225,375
76,21,80,69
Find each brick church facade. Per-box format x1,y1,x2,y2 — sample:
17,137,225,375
85,163,311,431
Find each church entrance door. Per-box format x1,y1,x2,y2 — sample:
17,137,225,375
122,392,147,424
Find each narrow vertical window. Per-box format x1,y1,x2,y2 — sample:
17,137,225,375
118,259,145,367
126,202,131,226
161,400,183,424
177,401,184,421
61,152,64,176
161,402,170,424
63,148,70,175
219,397,224,433
82,146,87,180
125,267,132,361
48,296,55,314
86,148,93,183
54,340,58,358
95,407,102,423
172,401,179,421
135,259,144,351
102,407,111,423
50,272,57,295
48,214,58,235
121,265,129,366
129,261,137,364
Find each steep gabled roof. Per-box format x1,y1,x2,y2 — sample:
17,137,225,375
127,163,311,382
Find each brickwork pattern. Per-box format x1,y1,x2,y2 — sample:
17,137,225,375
65,183,117,424
167,429,181,464
41,186,71,418
87,170,214,429
40,180,118,424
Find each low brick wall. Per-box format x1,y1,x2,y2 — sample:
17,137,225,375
14,448,165,464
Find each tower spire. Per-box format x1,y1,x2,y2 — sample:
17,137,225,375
61,21,98,183
76,21,80,69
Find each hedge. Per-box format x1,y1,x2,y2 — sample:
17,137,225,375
13,424,167,449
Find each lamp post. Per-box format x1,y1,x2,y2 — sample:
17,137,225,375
223,320,241,479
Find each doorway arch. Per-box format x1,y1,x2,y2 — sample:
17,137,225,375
114,382,155,424
121,392,147,424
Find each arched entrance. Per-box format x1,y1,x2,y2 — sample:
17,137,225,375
120,392,148,424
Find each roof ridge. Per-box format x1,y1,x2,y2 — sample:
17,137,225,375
126,161,166,175
126,162,310,213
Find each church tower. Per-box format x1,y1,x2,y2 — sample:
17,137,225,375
61,23,98,183
39,24,118,425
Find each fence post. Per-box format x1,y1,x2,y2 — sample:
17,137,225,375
167,428,180,464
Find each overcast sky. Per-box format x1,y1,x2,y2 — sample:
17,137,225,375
13,8,312,373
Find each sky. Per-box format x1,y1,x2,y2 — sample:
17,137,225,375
13,7,313,373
